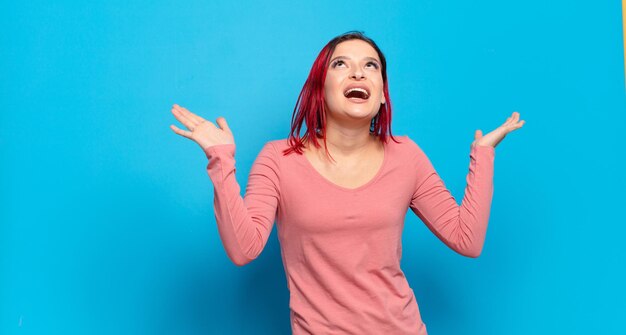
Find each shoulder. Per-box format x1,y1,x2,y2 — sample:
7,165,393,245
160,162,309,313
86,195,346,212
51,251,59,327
267,138,289,148
249,140,283,175
264,138,290,155
387,134,431,166
264,136,420,156
253,138,286,152
392,134,417,146
264,137,311,158
387,134,422,154
255,138,294,162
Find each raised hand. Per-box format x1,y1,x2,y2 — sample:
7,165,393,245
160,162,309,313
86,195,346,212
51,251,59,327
471,111,525,149
170,104,235,151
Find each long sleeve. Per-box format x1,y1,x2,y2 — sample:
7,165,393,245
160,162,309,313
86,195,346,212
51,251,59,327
409,142,495,258
204,142,281,266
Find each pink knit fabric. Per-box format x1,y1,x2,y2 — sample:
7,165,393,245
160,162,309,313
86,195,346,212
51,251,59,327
204,135,495,335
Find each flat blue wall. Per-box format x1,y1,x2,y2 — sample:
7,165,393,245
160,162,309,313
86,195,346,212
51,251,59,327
1,1,624,334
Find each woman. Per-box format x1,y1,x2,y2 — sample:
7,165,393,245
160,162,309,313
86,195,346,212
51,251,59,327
170,31,524,335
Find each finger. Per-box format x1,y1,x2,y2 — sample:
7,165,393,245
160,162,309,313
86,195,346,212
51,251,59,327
170,124,193,138
504,112,517,127
171,107,196,130
171,105,196,129
512,111,520,123
504,114,513,125
215,116,231,133
174,104,204,124
511,113,522,128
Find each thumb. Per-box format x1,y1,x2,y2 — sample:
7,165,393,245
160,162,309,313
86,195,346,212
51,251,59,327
474,129,483,140
216,117,231,133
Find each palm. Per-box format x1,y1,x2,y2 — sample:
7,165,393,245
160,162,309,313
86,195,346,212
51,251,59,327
169,104,235,150
472,111,525,149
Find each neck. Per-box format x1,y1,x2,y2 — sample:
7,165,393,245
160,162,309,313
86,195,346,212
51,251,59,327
306,119,379,161
323,124,374,157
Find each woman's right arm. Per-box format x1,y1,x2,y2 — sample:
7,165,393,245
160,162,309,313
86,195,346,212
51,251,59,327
204,142,280,266
170,104,280,266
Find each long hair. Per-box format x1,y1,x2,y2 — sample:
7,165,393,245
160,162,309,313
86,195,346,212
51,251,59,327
282,30,399,160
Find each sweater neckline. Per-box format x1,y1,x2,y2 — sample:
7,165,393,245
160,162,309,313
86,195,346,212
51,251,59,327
299,139,388,192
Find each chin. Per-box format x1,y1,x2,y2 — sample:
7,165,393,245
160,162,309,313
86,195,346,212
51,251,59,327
342,109,378,120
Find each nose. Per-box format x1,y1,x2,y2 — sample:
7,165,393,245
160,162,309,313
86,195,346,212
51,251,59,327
350,68,365,80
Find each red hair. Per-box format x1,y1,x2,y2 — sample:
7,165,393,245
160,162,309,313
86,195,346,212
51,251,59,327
282,31,399,160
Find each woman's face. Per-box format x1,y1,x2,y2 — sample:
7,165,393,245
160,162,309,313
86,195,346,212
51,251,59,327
323,39,386,126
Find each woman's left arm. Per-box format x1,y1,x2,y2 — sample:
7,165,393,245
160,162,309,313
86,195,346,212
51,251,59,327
471,111,525,149
409,112,524,257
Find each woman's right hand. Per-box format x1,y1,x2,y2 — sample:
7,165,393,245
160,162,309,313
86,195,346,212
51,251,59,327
170,104,235,151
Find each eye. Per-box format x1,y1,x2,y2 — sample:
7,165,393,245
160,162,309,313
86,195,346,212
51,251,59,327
332,60,345,68
366,61,379,69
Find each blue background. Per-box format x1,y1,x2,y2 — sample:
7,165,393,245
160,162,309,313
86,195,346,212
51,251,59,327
2,1,625,334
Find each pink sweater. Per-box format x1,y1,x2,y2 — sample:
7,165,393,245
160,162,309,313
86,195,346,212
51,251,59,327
204,135,495,335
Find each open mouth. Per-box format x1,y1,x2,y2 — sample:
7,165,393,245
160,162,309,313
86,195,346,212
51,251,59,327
343,87,370,101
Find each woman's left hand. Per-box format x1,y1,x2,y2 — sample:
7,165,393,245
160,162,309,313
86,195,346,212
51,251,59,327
472,111,525,149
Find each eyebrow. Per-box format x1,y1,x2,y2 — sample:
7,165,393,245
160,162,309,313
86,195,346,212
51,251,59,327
330,56,381,65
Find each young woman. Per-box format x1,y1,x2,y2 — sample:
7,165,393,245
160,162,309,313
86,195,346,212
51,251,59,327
170,31,524,335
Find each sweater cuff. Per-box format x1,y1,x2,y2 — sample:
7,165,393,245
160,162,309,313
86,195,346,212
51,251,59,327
471,144,495,155
204,143,236,160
